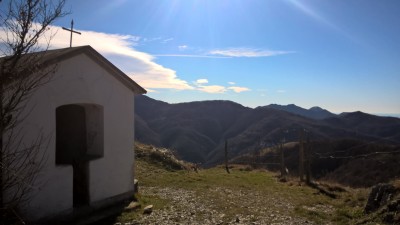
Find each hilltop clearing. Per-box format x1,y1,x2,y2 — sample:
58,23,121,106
111,143,400,225
232,139,400,188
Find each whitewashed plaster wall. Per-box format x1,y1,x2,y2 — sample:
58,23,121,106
10,53,135,220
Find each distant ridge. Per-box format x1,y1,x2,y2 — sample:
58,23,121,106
135,96,400,166
373,113,400,118
261,103,336,120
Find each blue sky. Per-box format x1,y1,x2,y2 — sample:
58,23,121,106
12,0,400,114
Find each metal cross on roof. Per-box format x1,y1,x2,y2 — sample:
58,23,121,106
62,19,81,48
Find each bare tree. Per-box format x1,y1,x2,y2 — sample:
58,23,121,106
0,0,67,222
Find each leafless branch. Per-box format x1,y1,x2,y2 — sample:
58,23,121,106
0,0,68,222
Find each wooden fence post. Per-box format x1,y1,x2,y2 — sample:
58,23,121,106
305,133,312,184
299,129,305,182
225,139,230,174
280,141,286,180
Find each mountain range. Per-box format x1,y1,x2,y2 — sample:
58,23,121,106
261,104,336,120
134,95,400,166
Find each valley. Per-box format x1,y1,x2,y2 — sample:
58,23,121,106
135,96,400,188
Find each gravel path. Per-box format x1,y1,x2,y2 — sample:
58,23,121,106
125,186,321,225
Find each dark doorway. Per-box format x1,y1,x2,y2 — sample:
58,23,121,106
73,161,89,207
56,105,90,207
56,104,104,208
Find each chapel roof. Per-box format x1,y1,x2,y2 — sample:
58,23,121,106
42,45,147,94
4,45,147,94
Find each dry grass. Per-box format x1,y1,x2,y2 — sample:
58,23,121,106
115,143,374,224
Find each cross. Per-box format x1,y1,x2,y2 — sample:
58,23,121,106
62,19,81,48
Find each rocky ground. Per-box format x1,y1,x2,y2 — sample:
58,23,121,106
126,186,320,225
113,143,374,225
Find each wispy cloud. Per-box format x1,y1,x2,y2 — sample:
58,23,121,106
153,54,230,58
227,81,251,93
154,47,293,58
228,86,251,93
192,78,251,94
161,37,174,43
277,90,287,93
142,37,162,42
0,25,255,94
178,45,188,50
16,25,195,90
197,85,227,94
209,48,294,58
195,79,209,84
193,78,225,93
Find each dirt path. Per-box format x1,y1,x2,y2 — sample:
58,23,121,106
128,186,320,225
